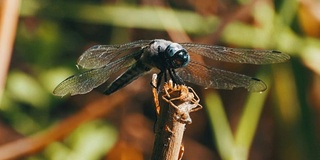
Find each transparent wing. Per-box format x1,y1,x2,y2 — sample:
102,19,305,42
77,40,152,69
53,53,138,96
176,61,267,92
181,43,290,64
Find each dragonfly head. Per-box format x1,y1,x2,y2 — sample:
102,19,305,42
165,43,190,68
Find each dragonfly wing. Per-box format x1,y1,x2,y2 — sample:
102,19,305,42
181,43,290,64
53,67,112,96
77,40,152,69
176,61,267,92
53,55,137,96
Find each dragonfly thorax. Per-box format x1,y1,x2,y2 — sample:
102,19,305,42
164,43,190,69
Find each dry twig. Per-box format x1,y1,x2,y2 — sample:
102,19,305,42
151,74,202,160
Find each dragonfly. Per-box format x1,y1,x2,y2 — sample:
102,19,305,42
53,39,290,96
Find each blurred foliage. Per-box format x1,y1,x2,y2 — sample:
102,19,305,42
0,0,320,159
44,120,117,160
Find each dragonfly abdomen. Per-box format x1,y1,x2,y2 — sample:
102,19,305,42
104,60,152,95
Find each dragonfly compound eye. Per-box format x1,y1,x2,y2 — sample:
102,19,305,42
169,49,190,68
165,43,190,68
165,43,183,57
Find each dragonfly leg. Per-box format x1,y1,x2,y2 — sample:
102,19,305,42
168,69,184,85
163,70,168,82
156,71,164,93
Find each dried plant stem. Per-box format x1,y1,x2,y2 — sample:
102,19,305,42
151,97,185,160
0,0,20,101
151,74,202,160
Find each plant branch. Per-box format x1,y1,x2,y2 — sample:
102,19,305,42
151,74,202,160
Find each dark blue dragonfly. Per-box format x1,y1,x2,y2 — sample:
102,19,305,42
53,39,290,96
